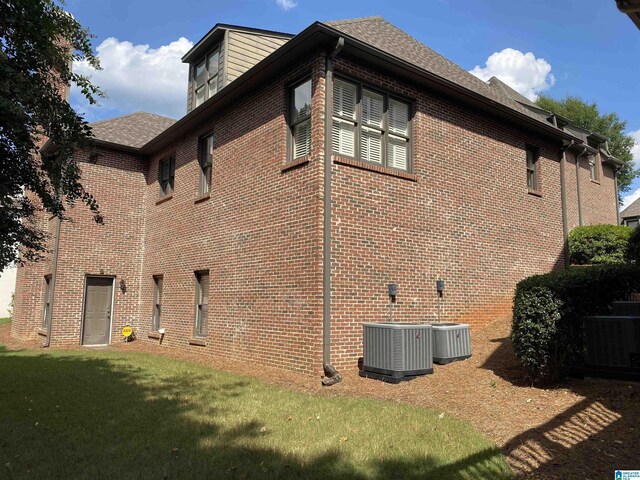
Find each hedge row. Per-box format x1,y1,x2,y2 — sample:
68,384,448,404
511,264,640,383
568,224,634,265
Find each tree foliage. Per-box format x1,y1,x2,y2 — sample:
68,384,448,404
0,0,103,271
536,95,638,198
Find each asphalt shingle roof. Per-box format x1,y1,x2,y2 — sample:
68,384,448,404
621,197,640,219
89,112,176,149
323,16,557,131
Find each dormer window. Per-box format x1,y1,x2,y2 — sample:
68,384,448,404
194,46,221,108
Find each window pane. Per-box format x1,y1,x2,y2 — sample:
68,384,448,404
291,79,312,124
526,148,534,168
362,90,383,128
208,50,219,76
628,220,639,228
388,135,408,171
195,86,205,107
293,119,311,159
201,136,213,167
195,61,206,80
389,99,409,136
333,80,356,120
208,77,218,98
362,126,382,164
332,118,355,157
199,274,209,304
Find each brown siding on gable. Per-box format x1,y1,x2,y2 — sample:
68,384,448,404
226,31,288,84
187,63,194,114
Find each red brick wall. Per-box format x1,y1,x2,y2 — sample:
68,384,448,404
327,56,615,369
136,53,326,375
12,50,619,375
565,150,617,230
12,148,147,345
48,148,148,345
11,204,52,341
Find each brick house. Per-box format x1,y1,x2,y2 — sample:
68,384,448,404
12,17,621,375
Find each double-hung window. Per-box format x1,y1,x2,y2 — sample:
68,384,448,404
526,146,539,191
152,276,162,332
289,78,312,159
199,135,214,195
42,275,52,329
194,271,209,337
159,157,175,197
332,78,411,171
194,47,220,108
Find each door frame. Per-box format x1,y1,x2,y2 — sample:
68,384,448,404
80,275,115,346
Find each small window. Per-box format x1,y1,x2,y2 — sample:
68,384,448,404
194,271,209,337
42,275,52,329
289,78,312,160
526,146,539,191
158,157,175,197
152,276,162,331
332,78,411,171
193,47,220,109
625,219,639,229
199,135,214,195
588,155,599,181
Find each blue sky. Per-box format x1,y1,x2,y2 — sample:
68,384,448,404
65,0,640,203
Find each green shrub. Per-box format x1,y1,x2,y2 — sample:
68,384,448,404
568,224,633,265
626,226,640,263
511,264,640,383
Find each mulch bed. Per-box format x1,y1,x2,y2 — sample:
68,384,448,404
2,318,638,479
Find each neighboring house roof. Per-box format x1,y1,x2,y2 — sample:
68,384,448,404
621,197,640,219
89,112,176,149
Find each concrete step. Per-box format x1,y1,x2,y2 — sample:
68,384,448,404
611,301,640,316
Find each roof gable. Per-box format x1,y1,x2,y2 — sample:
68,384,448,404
89,112,176,149
621,196,640,219
323,17,555,129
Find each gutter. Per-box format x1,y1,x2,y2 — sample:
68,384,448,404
575,146,588,227
44,215,62,347
560,140,574,269
321,37,344,387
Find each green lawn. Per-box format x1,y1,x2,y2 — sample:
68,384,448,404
0,317,10,325
0,346,511,480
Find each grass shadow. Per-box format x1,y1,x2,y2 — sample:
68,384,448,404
0,345,510,479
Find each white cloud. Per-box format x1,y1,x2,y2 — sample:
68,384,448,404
72,36,193,120
630,128,640,169
469,48,555,101
276,0,298,11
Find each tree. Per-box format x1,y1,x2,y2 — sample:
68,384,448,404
0,0,103,271
536,95,638,199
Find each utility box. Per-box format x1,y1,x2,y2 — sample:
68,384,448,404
431,323,472,365
582,315,640,380
361,323,433,382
